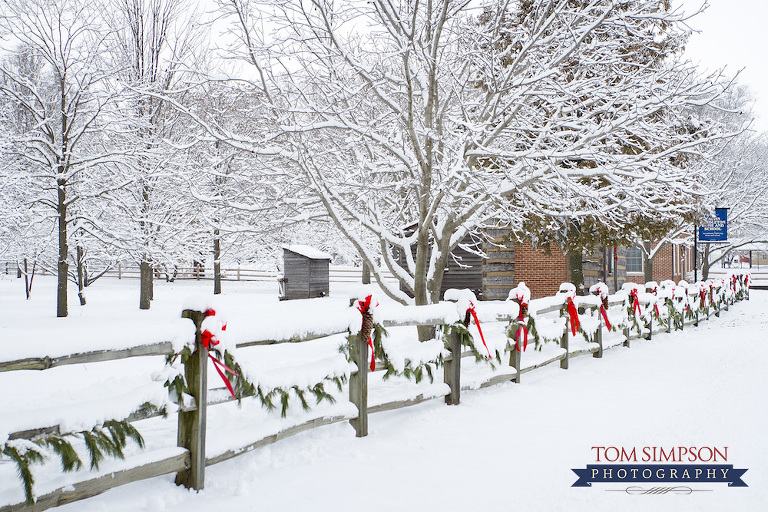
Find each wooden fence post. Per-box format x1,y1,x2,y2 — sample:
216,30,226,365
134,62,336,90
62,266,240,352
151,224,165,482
444,326,461,404
593,309,604,358
623,319,631,348
508,320,522,382
176,310,208,490
560,307,569,369
646,308,653,340
348,332,368,437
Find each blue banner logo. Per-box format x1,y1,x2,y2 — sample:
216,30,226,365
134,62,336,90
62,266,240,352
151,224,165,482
699,208,728,242
572,465,748,487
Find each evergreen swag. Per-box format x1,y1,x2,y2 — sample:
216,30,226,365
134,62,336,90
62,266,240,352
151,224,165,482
343,323,443,384
163,346,344,418
625,301,644,338
667,299,684,330
1,419,145,505
446,322,501,367
506,316,546,352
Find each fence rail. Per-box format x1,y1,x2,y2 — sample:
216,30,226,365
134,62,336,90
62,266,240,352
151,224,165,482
0,261,396,284
0,277,751,512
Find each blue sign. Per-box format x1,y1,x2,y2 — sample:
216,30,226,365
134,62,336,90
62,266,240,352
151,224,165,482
699,208,728,242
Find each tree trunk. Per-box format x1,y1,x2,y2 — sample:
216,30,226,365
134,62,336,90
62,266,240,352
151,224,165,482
24,258,31,300
57,179,68,317
414,225,433,341
643,240,653,284
76,244,87,305
567,222,584,294
213,229,221,295
568,249,584,294
140,259,152,309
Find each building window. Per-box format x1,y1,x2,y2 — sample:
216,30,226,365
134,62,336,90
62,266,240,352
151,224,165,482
626,246,643,274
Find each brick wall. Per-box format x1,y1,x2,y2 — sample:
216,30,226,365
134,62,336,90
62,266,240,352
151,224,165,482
513,242,569,299
625,241,694,286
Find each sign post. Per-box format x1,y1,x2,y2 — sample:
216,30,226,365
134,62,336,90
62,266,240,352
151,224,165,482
694,222,698,283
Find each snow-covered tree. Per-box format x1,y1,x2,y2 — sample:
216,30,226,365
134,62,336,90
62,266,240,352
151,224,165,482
210,0,731,322
105,0,208,309
0,0,128,316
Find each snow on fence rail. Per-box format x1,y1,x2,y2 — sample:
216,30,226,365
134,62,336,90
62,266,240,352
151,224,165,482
0,273,752,512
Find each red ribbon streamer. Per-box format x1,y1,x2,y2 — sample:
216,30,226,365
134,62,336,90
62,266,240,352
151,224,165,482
210,355,240,399
357,295,376,372
468,303,493,359
515,302,528,352
201,328,240,399
566,297,580,336
654,304,660,318
515,324,528,352
599,305,611,331
700,290,706,308
630,290,641,316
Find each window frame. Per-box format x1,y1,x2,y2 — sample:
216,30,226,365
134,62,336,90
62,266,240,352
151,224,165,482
626,245,644,275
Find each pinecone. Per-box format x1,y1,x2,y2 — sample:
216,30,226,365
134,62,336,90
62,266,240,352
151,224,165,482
360,309,374,345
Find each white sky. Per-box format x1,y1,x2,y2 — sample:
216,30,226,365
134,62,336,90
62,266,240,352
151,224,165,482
680,0,768,133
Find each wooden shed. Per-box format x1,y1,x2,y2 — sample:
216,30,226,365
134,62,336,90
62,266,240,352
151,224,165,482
279,245,331,300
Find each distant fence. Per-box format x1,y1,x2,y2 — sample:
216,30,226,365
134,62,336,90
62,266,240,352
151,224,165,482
0,262,395,284
0,276,751,512
708,268,768,289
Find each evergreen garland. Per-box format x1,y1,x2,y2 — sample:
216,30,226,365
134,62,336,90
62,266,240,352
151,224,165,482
505,316,545,352
164,347,344,419
446,322,501,366
667,299,684,330
559,304,589,341
524,315,546,350
343,323,444,383
0,419,145,505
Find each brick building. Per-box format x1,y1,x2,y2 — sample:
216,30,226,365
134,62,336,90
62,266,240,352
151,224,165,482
400,226,695,301
623,241,695,287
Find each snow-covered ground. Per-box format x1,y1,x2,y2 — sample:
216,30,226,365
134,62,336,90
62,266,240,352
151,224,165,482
1,276,766,512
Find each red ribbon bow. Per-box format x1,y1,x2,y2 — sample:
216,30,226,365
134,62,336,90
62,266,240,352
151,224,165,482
357,295,376,372
467,301,493,359
700,289,706,308
630,289,642,317
566,297,580,336
200,320,240,400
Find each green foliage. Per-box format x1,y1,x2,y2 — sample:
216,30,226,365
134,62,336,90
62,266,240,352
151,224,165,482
165,347,343,419
345,323,444,384
163,347,192,402
1,442,44,505
0,419,145,506
447,322,500,366
512,315,546,351
667,299,684,330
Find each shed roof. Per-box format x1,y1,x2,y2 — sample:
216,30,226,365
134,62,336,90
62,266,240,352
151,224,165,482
282,245,332,260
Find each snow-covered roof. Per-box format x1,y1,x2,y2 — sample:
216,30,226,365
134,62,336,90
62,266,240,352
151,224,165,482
282,245,332,260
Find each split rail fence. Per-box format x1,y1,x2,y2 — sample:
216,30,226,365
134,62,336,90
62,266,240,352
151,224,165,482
0,262,396,284
0,283,751,512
